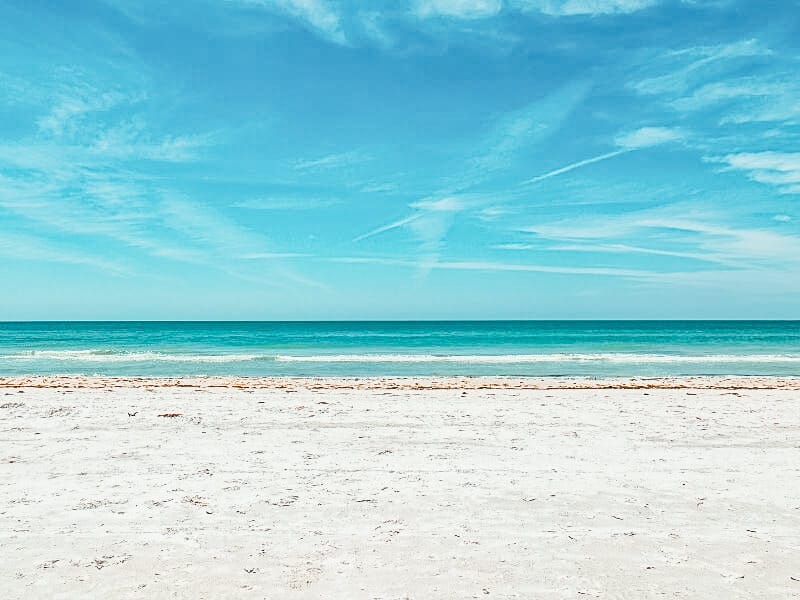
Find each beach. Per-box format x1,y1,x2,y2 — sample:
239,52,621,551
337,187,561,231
2,376,799,599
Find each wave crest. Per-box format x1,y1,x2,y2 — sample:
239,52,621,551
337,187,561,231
3,351,800,364
0,350,269,363
276,353,800,363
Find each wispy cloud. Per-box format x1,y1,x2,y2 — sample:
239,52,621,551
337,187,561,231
353,214,422,243
551,242,738,266
714,152,800,194
240,252,310,259
354,112,684,272
159,195,273,257
233,197,338,210
0,231,128,274
415,0,660,19
350,85,593,258
632,39,771,96
293,151,368,170
91,122,210,162
477,206,514,221
414,0,503,19
37,89,133,138
435,259,649,276
513,0,658,16
0,171,208,266
672,78,796,116
615,126,685,149
229,0,346,43
410,197,467,212
637,218,800,265
2,73,206,165
274,0,343,41
721,152,800,173
470,80,592,172
353,195,471,270
328,255,653,277
494,240,720,264
634,267,800,297
0,63,321,286
521,126,683,185
665,71,800,126
0,111,218,267
356,11,396,48
520,203,800,271
622,33,800,203
361,182,398,194
622,31,800,163
492,242,540,250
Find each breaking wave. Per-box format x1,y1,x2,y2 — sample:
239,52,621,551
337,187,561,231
3,350,800,364
270,353,800,363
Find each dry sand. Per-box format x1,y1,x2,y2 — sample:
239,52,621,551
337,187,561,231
1,376,799,599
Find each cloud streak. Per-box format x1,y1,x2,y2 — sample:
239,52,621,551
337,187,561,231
328,255,652,278
615,126,685,149
0,63,316,287
353,213,423,242
0,231,128,274
233,197,339,210
293,151,368,170
471,81,592,173
353,196,473,273
521,126,683,186
229,0,346,43
520,203,800,273
415,0,503,19
416,0,661,19
715,152,800,194
632,39,772,97
522,149,630,185
514,0,658,16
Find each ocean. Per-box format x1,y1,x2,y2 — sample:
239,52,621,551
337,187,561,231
1,321,799,377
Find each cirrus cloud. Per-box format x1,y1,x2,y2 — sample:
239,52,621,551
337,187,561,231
615,126,685,149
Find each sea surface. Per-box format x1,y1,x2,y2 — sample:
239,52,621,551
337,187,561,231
0,321,799,377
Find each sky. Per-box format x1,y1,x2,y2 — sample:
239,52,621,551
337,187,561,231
1,0,799,320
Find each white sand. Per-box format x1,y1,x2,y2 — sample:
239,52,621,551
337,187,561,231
2,377,799,599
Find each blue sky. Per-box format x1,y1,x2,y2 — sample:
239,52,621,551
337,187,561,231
1,0,799,319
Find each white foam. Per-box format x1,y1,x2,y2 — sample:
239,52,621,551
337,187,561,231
0,350,266,363
2,350,799,364
274,353,800,363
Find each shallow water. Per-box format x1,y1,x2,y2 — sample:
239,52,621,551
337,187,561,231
1,321,799,376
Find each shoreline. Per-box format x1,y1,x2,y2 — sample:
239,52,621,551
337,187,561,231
2,374,800,389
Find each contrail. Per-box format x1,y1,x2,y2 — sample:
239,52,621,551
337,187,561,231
522,149,631,186
353,213,421,242
354,148,633,243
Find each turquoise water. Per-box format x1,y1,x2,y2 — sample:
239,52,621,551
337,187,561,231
1,321,799,377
